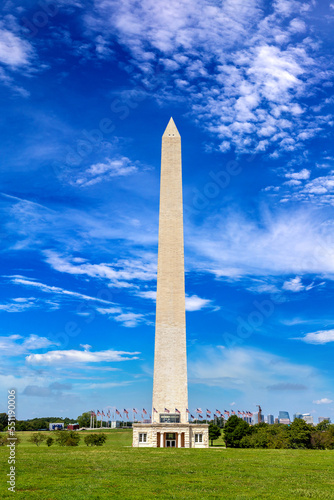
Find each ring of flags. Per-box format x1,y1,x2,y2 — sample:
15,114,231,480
91,408,254,421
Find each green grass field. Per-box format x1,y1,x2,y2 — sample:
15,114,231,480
1,429,334,499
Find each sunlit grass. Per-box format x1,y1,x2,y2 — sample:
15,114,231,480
1,430,333,499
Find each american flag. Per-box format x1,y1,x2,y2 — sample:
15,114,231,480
133,408,137,413
196,408,202,413
164,408,170,413
231,410,235,415
143,408,147,415
102,411,105,416
198,414,203,419
206,413,210,419
107,410,111,417
216,410,221,415
97,410,101,416
191,414,195,419
116,409,121,416
238,411,242,415
206,409,211,414
175,408,180,414
124,409,128,414
186,409,190,414
153,408,158,413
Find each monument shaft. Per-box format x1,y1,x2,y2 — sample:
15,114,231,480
152,118,188,424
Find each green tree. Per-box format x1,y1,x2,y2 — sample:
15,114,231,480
224,415,251,448
0,413,8,432
46,437,54,447
29,433,46,446
315,420,331,431
289,419,312,449
55,430,80,447
78,412,91,428
84,433,107,446
209,424,221,446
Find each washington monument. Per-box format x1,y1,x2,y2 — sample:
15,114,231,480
132,118,208,448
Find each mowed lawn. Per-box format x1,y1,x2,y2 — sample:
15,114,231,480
1,430,334,499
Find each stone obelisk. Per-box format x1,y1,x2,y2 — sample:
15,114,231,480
152,117,188,424
132,118,208,447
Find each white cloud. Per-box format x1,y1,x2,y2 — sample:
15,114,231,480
26,347,140,365
298,330,334,345
0,25,34,67
137,290,212,311
0,297,37,312
282,276,304,292
0,334,59,355
285,169,310,180
97,308,145,327
185,294,212,311
75,157,138,187
137,290,157,300
313,398,333,404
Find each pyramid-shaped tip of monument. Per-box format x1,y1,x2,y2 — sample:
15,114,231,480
162,117,180,138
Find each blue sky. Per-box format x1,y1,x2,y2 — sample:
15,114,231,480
0,0,334,422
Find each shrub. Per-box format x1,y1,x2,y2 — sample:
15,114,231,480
55,430,81,447
84,433,107,446
29,433,46,446
46,437,54,447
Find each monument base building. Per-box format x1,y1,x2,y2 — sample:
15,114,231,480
133,422,209,448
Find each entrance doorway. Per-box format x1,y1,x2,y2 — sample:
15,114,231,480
165,433,176,447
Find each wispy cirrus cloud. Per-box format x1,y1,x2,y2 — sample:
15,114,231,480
188,207,334,278
43,250,157,288
74,156,139,187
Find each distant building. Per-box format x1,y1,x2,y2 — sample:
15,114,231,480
302,414,314,425
279,418,290,425
252,414,265,424
110,421,122,428
241,416,252,424
318,417,331,424
293,413,303,420
278,411,290,424
49,423,64,431
267,414,274,425
274,418,279,424
67,423,79,430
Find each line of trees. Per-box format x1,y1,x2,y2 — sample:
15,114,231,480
0,415,78,431
223,415,334,449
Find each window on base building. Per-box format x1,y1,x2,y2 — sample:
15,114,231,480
139,433,147,443
195,433,203,443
